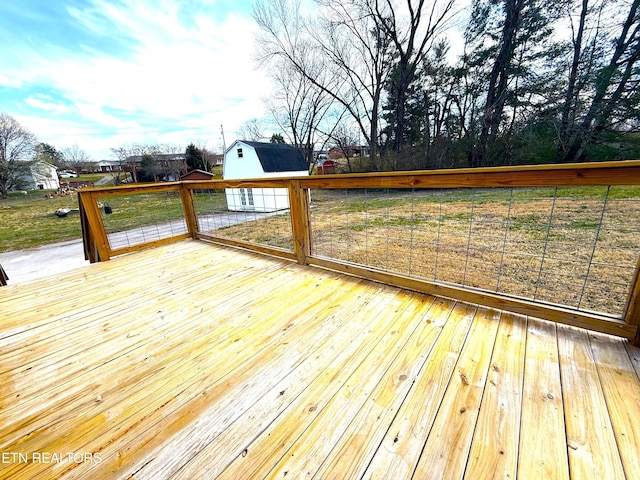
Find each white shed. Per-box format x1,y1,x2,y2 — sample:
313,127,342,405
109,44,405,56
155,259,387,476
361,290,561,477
223,140,309,212
19,161,60,190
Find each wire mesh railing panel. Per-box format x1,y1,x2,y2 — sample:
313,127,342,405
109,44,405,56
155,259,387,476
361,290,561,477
97,191,188,250
309,186,640,318
192,187,294,252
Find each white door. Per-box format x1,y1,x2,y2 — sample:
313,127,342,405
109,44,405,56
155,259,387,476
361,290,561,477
239,188,255,210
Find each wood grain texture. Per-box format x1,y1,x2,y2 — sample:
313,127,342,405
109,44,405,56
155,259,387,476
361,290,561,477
179,185,199,238
624,255,640,328
196,233,297,261
77,190,111,261
518,319,570,480
108,232,192,257
288,180,311,265
1,240,639,479
463,312,527,480
591,334,640,478
557,325,625,479
174,159,640,190
362,302,476,479
411,307,501,480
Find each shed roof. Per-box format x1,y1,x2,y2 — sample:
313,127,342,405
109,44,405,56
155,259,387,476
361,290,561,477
240,141,307,173
180,169,215,180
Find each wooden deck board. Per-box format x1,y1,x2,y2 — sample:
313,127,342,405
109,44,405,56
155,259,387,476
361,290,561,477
557,325,626,480
152,285,397,480
519,319,570,480
411,307,501,480
590,334,640,479
1,240,639,479
463,312,526,480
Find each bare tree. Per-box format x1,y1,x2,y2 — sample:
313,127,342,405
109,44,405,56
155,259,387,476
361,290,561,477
265,59,337,169
157,144,187,181
237,119,267,142
372,0,458,154
254,0,394,167
62,144,91,175
0,113,37,198
111,144,153,184
190,141,220,172
328,122,361,173
112,143,189,183
201,148,219,173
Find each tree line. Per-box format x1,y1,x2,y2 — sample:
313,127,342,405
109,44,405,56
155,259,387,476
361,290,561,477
0,111,218,197
109,143,217,184
0,113,93,198
254,0,640,170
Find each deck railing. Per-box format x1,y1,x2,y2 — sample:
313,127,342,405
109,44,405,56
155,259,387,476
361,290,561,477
78,160,640,344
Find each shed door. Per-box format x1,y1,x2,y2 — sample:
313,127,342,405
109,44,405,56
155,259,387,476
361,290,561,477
240,188,255,210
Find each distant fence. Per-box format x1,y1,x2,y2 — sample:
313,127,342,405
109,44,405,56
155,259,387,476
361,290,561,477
78,161,640,343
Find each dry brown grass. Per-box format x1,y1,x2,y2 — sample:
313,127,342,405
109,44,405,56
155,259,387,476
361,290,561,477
209,187,640,318
213,212,294,248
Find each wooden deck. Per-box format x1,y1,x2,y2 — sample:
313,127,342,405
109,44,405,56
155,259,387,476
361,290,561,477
1,240,640,479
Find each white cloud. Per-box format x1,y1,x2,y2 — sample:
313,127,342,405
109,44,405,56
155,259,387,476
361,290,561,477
5,0,272,159
24,95,71,114
0,73,23,88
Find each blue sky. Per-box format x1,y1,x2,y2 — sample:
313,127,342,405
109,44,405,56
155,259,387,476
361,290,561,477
0,0,269,159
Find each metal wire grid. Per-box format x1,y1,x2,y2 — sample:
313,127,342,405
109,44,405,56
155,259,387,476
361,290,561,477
192,188,294,251
309,187,640,318
98,192,188,250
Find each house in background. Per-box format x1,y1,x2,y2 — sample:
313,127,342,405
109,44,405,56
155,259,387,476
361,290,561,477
328,145,370,159
209,154,224,167
98,160,122,172
125,153,188,182
223,140,309,212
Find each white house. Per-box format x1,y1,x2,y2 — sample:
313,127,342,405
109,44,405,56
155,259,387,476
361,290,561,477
97,160,121,172
19,161,60,190
223,140,309,212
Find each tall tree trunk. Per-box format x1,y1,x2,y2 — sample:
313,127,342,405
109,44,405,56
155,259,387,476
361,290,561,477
424,90,431,167
563,0,640,162
476,0,523,167
559,0,589,148
393,57,411,154
368,78,383,169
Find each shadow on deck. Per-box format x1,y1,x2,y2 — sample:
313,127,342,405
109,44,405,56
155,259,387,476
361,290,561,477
1,240,639,479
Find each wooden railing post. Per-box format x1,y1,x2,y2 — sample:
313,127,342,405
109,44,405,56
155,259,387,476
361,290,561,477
78,192,97,263
77,191,111,262
289,180,311,265
180,183,199,238
0,263,8,286
625,256,640,346
625,259,640,320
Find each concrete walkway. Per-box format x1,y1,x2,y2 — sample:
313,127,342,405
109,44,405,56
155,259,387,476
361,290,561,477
0,210,287,285
0,238,89,285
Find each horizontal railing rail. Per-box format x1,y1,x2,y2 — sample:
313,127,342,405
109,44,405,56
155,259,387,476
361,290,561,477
78,160,640,344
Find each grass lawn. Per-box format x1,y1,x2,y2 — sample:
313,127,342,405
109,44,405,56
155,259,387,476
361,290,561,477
77,173,114,183
0,191,83,253
0,190,195,253
98,191,186,234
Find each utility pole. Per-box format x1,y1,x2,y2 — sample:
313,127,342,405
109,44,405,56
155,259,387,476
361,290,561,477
220,125,226,152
